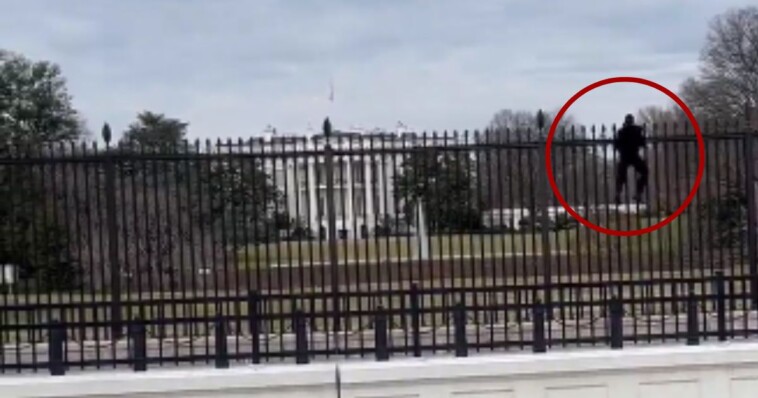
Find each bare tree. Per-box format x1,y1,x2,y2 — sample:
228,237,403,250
636,105,689,135
673,7,758,259
681,6,758,123
476,109,609,217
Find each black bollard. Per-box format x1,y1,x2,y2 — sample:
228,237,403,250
374,306,389,362
48,319,66,376
248,291,261,364
410,283,421,357
532,300,546,353
294,309,309,364
715,271,727,342
454,301,468,357
610,295,623,349
130,317,147,372
686,285,699,346
215,314,229,369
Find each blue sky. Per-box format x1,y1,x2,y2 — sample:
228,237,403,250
1,0,754,140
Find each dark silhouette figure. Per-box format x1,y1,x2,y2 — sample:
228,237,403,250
613,114,648,204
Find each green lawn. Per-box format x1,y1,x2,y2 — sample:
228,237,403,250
564,215,689,257
237,231,572,268
236,215,691,268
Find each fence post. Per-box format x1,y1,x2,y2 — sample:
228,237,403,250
215,313,229,369
294,309,309,364
103,124,123,341
48,319,65,376
323,118,341,350
248,291,261,364
130,317,147,371
537,111,553,322
410,283,421,357
744,133,758,308
374,306,389,361
609,295,623,349
454,301,467,357
532,299,546,353
715,270,727,342
686,284,699,346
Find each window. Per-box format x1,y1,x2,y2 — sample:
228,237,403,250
354,191,365,217
317,191,325,219
352,161,365,184
334,190,343,213
297,163,308,186
300,190,309,216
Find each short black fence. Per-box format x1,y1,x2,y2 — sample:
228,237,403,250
0,122,757,374
1,275,756,373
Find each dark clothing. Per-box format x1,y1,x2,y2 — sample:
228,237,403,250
615,156,648,199
613,124,648,201
613,124,646,162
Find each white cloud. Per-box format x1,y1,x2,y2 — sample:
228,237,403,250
0,0,754,139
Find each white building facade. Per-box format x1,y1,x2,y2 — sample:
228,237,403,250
223,129,455,239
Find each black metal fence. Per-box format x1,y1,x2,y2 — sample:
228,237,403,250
1,122,757,374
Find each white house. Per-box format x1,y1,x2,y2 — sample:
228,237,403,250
220,127,456,239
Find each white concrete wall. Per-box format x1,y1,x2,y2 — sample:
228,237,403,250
5,343,758,397
340,343,758,398
0,363,338,398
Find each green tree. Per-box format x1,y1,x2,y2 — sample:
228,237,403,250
0,50,84,291
0,50,83,147
203,158,286,244
120,111,188,151
700,188,747,250
394,149,481,233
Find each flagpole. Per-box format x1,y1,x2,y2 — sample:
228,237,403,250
328,77,335,126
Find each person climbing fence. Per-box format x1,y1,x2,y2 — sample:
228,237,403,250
613,113,649,204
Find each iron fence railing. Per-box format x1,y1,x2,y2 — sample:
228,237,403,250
0,125,756,374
